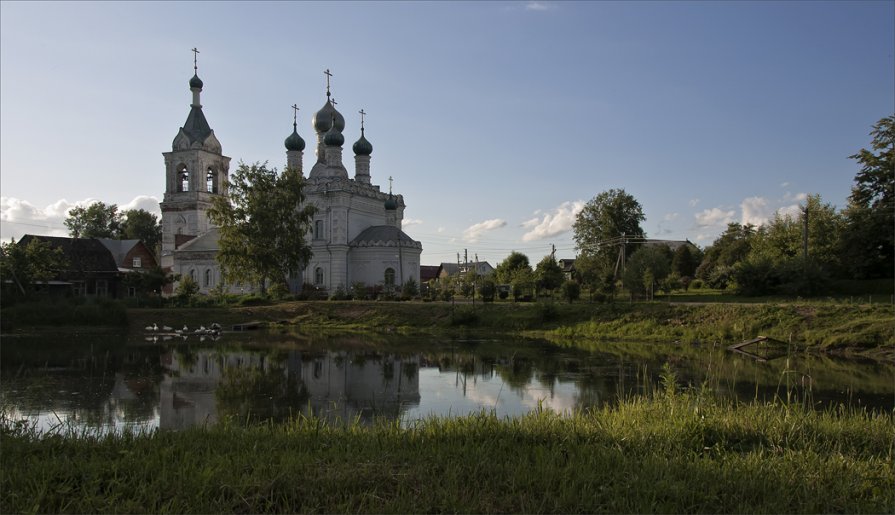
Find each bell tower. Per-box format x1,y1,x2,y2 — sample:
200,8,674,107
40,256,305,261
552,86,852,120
159,49,230,267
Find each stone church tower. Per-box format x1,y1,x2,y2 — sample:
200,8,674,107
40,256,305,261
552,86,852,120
159,56,230,268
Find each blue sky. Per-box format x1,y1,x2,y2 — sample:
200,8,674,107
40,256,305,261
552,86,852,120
2,1,892,265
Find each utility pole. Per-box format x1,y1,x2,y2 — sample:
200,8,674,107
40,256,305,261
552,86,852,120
802,203,809,261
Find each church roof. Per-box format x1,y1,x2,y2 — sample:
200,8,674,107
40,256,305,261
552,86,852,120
181,106,213,145
350,225,421,249
175,228,220,252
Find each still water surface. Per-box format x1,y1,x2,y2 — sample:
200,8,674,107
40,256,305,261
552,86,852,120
2,330,892,434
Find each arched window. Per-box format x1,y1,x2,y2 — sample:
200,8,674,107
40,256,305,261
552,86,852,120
206,168,217,193
189,269,196,282
384,268,395,286
314,220,324,240
314,267,324,285
204,269,212,287
178,165,189,192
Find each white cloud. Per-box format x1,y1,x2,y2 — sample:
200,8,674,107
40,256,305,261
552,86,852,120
688,198,700,207
463,218,507,243
664,212,679,221
437,227,446,233
525,1,555,11
403,218,423,227
783,191,808,202
777,203,802,219
780,182,790,188
740,196,771,226
694,207,735,228
521,200,585,242
120,195,162,216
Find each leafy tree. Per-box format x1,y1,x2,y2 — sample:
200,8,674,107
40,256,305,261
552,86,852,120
695,223,756,285
208,162,316,294
121,266,174,297
841,115,894,278
0,238,68,296
511,268,536,302
534,255,564,296
494,251,531,285
175,274,200,305
479,277,496,302
622,244,671,299
64,202,122,238
121,209,162,255
671,244,701,279
573,189,645,273
560,280,580,304
402,277,419,299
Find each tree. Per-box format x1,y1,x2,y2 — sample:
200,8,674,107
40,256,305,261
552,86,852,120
494,251,531,285
121,209,162,255
622,244,671,299
560,280,580,304
479,277,496,302
64,202,122,238
671,244,700,279
402,277,419,299
511,268,535,302
573,189,645,276
841,115,894,278
534,255,564,296
695,223,756,286
0,238,68,296
208,162,316,294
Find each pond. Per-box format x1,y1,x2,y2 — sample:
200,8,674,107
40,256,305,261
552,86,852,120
2,330,892,435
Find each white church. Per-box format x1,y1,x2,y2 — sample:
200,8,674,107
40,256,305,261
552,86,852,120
159,62,422,295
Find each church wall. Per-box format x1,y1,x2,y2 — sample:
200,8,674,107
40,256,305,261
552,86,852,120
348,246,421,289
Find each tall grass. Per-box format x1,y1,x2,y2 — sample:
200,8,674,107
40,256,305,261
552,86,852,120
3,381,892,514
1,297,128,330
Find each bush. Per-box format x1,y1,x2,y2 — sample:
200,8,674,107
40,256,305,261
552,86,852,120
479,279,496,302
329,285,350,301
268,282,290,300
449,306,479,326
237,295,270,306
560,280,580,303
690,279,703,290
401,278,419,299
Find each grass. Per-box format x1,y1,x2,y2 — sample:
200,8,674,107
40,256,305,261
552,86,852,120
3,381,892,514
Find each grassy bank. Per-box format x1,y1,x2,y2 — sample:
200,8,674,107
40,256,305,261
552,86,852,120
126,300,895,356
3,386,892,514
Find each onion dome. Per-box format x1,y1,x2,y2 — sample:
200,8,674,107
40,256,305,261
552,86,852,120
324,119,344,147
384,193,397,211
353,129,373,156
189,73,204,89
284,124,305,151
312,100,345,133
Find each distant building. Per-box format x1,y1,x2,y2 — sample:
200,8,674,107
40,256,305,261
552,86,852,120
437,261,495,281
17,235,157,298
160,60,421,295
558,258,576,281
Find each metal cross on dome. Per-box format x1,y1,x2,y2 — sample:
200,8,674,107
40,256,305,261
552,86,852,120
291,104,299,125
388,176,393,194
324,68,333,98
359,109,366,130
191,47,200,72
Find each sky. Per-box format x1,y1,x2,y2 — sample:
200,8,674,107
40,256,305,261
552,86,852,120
1,1,893,266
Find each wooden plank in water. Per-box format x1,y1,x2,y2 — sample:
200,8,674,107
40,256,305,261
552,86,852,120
232,321,263,331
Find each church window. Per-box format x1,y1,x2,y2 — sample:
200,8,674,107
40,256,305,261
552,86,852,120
204,269,212,287
314,267,324,285
314,220,324,240
384,268,395,286
178,165,190,192
206,168,217,193
189,269,196,282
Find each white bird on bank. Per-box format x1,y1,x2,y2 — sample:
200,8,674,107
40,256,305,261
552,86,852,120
144,323,158,331
162,325,173,332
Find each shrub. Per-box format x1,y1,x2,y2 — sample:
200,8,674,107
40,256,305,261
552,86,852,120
449,306,479,326
329,285,349,301
691,279,704,290
560,280,580,303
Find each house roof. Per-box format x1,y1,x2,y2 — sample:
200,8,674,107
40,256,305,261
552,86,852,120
438,261,495,276
19,235,118,273
350,225,422,249
95,238,142,265
420,265,440,282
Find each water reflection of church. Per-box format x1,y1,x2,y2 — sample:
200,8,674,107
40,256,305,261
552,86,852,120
159,349,420,430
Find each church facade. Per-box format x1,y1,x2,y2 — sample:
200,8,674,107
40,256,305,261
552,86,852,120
160,65,422,295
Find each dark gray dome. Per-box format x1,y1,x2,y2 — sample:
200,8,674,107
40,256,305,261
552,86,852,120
189,73,203,89
285,126,305,151
312,100,345,133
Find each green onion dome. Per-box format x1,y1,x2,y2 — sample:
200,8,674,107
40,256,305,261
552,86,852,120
353,130,373,156
313,100,345,133
189,73,204,89
384,193,397,211
324,122,344,147
284,125,305,151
